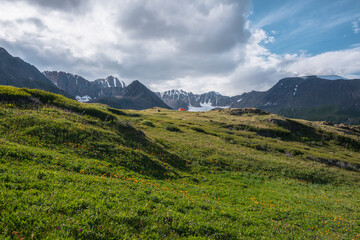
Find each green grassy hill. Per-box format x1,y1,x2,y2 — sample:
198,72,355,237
0,86,359,239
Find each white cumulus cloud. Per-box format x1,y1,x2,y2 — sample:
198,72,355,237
353,19,360,34
0,0,359,96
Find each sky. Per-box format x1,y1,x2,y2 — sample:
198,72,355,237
0,0,360,96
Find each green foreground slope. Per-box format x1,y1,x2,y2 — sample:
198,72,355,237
0,86,359,239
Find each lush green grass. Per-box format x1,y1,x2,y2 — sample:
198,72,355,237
0,86,360,239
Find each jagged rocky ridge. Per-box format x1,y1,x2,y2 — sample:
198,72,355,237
158,76,360,123
44,71,126,102
156,90,231,110
44,71,170,110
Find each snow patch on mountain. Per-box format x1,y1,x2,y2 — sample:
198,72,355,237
301,75,348,80
317,75,348,80
188,102,214,112
188,102,230,112
95,76,126,89
76,95,92,102
210,91,221,95
264,101,278,106
293,84,298,96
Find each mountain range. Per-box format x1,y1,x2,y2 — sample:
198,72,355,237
0,48,170,110
156,76,360,124
230,76,360,124
44,71,126,102
43,71,170,110
1,47,360,123
155,90,231,110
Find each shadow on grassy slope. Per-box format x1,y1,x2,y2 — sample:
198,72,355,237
0,86,187,179
220,116,360,151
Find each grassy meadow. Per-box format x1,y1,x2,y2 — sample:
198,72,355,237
0,86,359,239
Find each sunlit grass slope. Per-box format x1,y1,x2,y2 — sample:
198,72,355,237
0,86,359,239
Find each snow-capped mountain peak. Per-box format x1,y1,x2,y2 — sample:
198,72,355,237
103,76,126,88
208,91,222,95
94,76,126,89
162,89,190,97
157,89,231,110
44,71,127,102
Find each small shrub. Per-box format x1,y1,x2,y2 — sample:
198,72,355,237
223,137,236,144
165,124,181,132
141,120,155,127
191,126,206,133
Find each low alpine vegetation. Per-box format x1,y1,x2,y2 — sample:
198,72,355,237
0,86,359,239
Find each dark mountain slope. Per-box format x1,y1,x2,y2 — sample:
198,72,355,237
231,76,360,123
0,48,69,97
93,80,171,110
